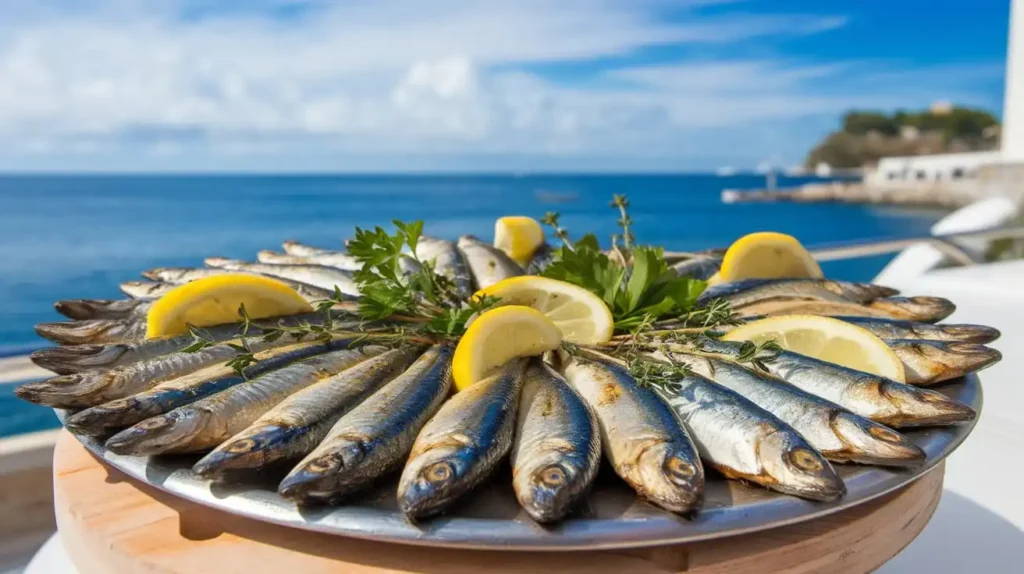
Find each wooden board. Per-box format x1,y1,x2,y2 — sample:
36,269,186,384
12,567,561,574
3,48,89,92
53,430,944,574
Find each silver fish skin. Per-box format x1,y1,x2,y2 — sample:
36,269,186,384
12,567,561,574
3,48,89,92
202,258,360,296
456,235,524,290
511,361,601,523
670,257,722,281
729,299,897,319
140,266,341,303
525,243,555,275
282,240,331,256
414,236,474,301
64,342,336,435
105,345,383,455
868,296,956,323
120,280,177,300
28,312,346,374
396,359,526,519
693,339,975,428
278,345,454,502
20,336,293,409
827,316,1000,344
697,279,898,309
558,351,704,514
193,346,423,478
257,250,362,270
651,363,844,501
664,353,924,467
888,339,1002,385
34,318,146,345
54,299,148,320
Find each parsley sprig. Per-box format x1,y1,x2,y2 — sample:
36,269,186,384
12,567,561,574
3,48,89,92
540,197,708,332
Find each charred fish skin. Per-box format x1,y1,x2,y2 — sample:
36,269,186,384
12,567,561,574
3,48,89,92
397,359,526,519
202,258,360,296
654,366,844,501
456,235,524,290
414,236,474,301
54,299,147,321
695,339,975,428
64,342,335,436
193,346,424,478
830,316,1000,344
697,279,899,309
511,361,601,523
104,345,382,455
887,339,1002,385
558,352,704,514
278,345,454,503
869,296,956,323
34,318,146,345
666,353,924,467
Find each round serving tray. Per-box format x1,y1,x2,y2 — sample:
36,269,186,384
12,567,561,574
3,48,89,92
57,374,981,552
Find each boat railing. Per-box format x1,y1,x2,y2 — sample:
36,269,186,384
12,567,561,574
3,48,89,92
664,224,1024,266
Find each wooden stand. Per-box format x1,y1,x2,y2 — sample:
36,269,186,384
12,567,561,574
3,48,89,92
53,430,943,573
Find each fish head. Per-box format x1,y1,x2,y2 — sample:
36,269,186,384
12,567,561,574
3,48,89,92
277,437,371,501
30,344,127,374
192,427,285,478
899,340,1001,382
515,449,591,523
937,324,1001,344
635,441,704,514
757,431,845,501
879,382,976,427
875,296,956,322
398,444,476,519
35,319,127,345
14,374,87,406
104,409,208,456
829,412,925,467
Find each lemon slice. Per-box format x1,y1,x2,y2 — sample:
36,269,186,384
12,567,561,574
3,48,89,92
146,274,313,338
475,276,613,345
718,232,823,282
494,216,545,266
722,314,905,382
452,306,562,391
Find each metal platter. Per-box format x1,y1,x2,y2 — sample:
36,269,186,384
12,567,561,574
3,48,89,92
58,374,981,551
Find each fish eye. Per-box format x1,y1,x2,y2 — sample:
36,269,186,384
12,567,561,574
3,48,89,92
536,465,566,487
788,448,823,472
868,426,902,442
424,462,454,483
228,439,258,453
663,457,696,483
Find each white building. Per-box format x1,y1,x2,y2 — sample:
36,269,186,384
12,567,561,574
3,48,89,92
866,0,1022,192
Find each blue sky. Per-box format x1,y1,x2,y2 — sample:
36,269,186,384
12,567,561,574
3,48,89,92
0,0,1011,172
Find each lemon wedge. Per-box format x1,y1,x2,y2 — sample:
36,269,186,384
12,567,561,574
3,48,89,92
146,274,313,338
452,306,562,391
717,232,823,283
475,276,613,345
722,314,905,382
494,216,545,266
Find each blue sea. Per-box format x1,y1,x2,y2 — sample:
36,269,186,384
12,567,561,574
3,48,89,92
0,174,945,436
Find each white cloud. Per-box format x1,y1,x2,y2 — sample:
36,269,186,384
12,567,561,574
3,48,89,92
0,0,1004,170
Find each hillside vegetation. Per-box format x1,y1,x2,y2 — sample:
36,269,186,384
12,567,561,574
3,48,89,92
805,106,1000,169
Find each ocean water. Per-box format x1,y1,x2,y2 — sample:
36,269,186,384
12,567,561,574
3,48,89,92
0,174,944,436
